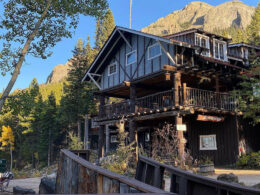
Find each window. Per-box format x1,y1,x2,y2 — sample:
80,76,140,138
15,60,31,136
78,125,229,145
110,135,118,143
145,132,150,142
195,33,209,56
200,135,217,150
126,50,137,66
108,63,117,76
148,43,161,60
214,39,227,61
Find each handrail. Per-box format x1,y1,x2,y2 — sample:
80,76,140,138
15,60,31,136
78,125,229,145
136,89,175,101
137,155,260,195
99,87,238,120
56,149,171,194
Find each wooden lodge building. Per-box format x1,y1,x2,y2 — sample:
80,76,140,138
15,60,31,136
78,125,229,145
82,27,260,166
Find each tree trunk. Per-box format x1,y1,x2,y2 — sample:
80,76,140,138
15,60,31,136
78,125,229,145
48,128,51,167
84,114,90,149
0,0,52,112
77,120,81,142
10,147,13,171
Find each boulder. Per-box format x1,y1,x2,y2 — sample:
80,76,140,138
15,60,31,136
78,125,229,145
217,173,239,183
39,177,56,194
13,186,36,194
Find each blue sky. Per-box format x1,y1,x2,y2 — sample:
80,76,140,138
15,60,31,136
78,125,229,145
0,0,258,91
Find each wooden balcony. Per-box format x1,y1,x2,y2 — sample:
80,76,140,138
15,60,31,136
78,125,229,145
185,87,237,112
99,88,238,120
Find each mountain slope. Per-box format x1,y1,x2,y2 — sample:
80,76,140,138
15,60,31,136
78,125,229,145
46,60,72,84
141,1,255,35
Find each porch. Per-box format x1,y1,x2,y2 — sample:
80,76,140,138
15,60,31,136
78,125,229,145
99,87,238,121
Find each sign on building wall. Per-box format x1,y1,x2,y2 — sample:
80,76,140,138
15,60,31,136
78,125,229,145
176,124,187,131
197,114,224,122
200,134,217,150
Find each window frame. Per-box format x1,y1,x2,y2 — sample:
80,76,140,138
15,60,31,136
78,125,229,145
145,132,150,142
213,39,227,61
110,135,118,143
199,134,217,150
126,50,137,66
108,62,117,76
195,33,210,57
148,43,162,60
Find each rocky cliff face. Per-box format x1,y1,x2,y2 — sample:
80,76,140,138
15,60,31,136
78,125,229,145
46,61,72,84
141,1,255,35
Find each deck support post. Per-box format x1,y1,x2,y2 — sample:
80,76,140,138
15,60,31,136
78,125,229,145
98,95,105,158
174,72,181,106
105,124,110,154
174,72,186,164
176,116,186,164
84,114,90,149
129,84,137,142
215,75,220,108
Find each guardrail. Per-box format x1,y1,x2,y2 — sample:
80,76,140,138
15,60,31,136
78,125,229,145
56,149,172,194
136,155,260,195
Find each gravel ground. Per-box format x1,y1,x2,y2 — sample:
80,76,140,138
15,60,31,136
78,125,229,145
209,169,260,186
164,169,260,192
2,169,260,193
4,177,41,194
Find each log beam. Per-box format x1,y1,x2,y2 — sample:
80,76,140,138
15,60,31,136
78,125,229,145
98,95,105,158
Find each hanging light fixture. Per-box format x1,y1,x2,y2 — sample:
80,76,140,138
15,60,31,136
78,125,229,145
165,72,171,81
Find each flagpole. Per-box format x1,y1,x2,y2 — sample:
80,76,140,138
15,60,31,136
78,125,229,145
129,0,132,29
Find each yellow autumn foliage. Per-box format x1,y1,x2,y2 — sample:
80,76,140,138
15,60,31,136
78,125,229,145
0,126,15,150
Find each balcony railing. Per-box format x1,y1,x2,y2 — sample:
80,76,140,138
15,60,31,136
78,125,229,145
185,87,237,112
136,89,175,112
101,100,131,118
99,87,237,120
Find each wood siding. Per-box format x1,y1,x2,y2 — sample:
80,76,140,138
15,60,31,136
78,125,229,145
101,34,174,90
185,115,239,166
56,149,169,194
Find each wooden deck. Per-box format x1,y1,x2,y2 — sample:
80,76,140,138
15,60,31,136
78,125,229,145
98,88,238,121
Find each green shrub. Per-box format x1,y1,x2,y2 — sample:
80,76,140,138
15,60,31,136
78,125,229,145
236,151,260,169
247,152,260,168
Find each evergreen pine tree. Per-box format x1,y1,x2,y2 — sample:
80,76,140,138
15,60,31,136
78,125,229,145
94,9,115,52
60,39,96,143
39,92,58,166
100,9,115,46
247,2,260,44
236,5,260,125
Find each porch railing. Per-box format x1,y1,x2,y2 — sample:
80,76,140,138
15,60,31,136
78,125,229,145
185,87,237,111
135,89,175,112
101,100,131,118
100,87,237,119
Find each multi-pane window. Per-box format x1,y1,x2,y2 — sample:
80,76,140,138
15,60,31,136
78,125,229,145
200,135,217,150
214,40,226,61
148,43,161,60
219,44,224,60
108,63,117,76
195,33,209,56
126,50,137,66
110,135,118,143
